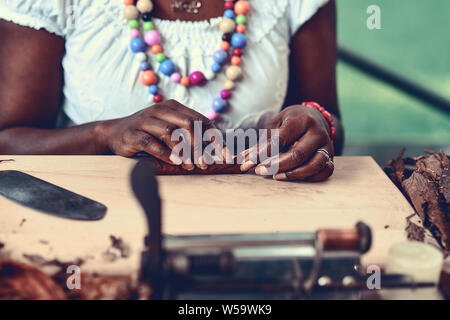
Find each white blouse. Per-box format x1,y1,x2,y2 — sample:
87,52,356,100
0,0,328,131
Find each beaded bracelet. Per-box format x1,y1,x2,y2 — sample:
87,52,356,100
300,102,337,141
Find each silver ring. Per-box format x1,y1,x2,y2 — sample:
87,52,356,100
317,148,330,162
327,159,335,170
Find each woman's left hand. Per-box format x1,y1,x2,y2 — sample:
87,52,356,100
240,105,335,182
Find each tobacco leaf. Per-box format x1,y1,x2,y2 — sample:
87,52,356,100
0,260,66,300
385,150,450,250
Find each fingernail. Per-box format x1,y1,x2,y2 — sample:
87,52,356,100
274,173,287,180
183,160,195,171
169,153,183,165
223,148,233,163
197,156,208,170
240,160,255,172
255,165,270,176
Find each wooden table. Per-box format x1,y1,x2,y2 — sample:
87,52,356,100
0,156,414,276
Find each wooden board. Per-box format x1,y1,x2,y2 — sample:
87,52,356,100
0,156,414,275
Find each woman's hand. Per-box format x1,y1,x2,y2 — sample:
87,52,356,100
241,105,335,182
100,99,218,171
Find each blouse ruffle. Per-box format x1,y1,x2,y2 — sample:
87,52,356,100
0,0,67,36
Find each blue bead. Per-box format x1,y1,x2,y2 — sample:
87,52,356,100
224,9,235,19
160,60,176,76
212,97,228,113
148,85,159,95
139,62,150,71
130,38,146,53
231,33,247,49
213,50,228,65
211,63,222,73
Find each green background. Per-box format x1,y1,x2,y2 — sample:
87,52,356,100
336,0,450,161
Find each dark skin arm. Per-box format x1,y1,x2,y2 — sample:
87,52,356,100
241,0,341,181
0,21,217,170
0,21,106,155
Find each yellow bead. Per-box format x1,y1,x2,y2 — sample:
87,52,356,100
224,80,235,90
136,0,153,13
123,5,139,20
225,66,242,81
219,18,236,34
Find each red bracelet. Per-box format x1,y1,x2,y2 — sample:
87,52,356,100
301,102,337,141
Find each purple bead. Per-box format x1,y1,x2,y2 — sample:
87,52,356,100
213,50,228,65
140,61,150,71
220,89,231,100
212,97,228,113
189,71,207,86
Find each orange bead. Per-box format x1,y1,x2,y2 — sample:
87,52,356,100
231,56,241,65
236,24,246,33
151,44,163,54
141,70,158,86
180,76,190,87
220,41,230,51
234,1,250,15
124,0,134,5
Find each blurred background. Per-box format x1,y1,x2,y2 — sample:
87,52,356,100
336,0,450,165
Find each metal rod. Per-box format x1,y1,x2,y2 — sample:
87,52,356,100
338,46,450,115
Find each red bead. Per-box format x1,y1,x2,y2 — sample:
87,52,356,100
331,127,337,140
232,48,243,57
323,111,333,123
224,1,234,10
220,89,231,100
153,94,163,103
189,71,207,86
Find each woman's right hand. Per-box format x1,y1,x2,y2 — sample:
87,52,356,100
100,99,218,170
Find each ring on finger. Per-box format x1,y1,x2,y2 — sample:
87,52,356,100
327,159,335,170
317,148,330,162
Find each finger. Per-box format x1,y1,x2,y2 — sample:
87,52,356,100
134,131,182,165
258,117,310,160
139,118,178,149
239,144,258,171
153,102,215,169
305,162,334,182
272,144,333,180
256,133,325,176
139,118,196,170
150,106,203,169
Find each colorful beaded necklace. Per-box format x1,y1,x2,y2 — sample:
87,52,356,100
122,0,251,121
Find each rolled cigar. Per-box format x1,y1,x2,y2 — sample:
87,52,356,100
139,156,242,175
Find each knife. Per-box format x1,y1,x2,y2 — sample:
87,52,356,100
0,170,107,221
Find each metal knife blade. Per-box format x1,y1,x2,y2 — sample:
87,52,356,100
0,170,107,221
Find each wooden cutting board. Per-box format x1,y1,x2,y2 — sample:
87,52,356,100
0,156,414,275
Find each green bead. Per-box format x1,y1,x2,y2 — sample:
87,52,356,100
128,19,139,29
155,53,166,63
143,21,154,31
235,15,247,25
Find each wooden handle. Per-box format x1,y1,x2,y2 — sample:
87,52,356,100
318,222,372,253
